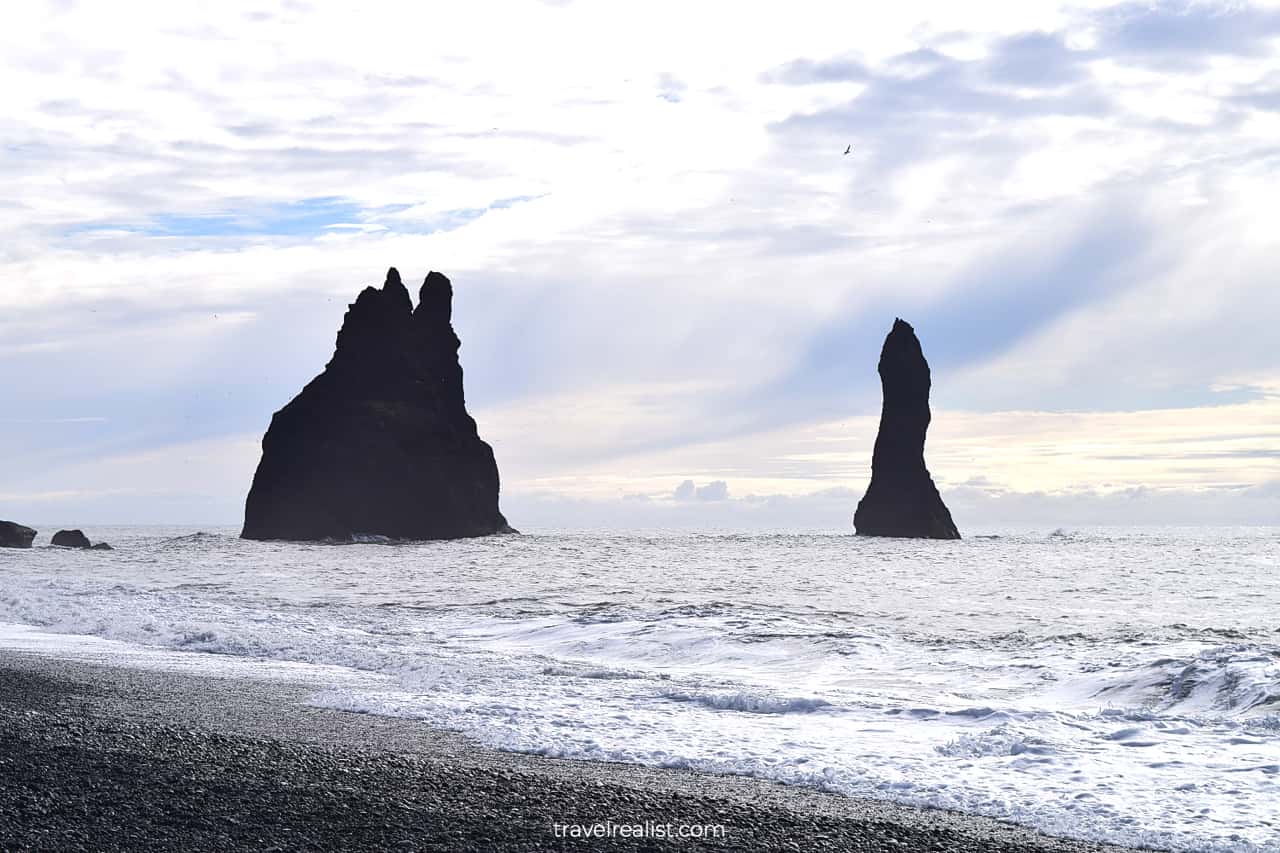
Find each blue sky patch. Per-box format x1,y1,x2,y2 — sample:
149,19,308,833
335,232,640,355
66,194,548,240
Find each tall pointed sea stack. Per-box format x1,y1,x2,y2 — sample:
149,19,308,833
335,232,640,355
853,319,960,539
242,268,513,541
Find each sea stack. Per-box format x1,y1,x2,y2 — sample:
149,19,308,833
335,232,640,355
0,521,37,548
51,529,92,548
853,319,960,540
241,268,513,542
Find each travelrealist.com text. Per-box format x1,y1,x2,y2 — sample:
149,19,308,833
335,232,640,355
551,821,727,840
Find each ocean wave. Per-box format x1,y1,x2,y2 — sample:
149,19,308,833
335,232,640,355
1069,643,1280,718
339,534,394,545
660,689,832,714
162,532,216,543
154,531,237,552
1160,646,1280,715
541,665,644,680
936,725,1054,758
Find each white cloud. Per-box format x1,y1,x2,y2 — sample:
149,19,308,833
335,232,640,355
696,481,730,501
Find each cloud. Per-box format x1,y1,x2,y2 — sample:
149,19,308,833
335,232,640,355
764,23,1111,164
764,57,870,85
773,48,1108,135
1095,1,1280,66
670,479,729,502
696,480,729,501
984,32,1092,87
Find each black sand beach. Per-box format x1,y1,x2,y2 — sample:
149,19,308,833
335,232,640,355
0,653,1156,852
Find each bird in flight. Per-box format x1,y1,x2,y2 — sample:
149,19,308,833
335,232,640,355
843,145,851,155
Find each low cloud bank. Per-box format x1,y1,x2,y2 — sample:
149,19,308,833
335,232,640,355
4,480,1274,531
503,481,1280,532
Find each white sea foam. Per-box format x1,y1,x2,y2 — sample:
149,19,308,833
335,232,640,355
2,526,1279,852
660,689,833,714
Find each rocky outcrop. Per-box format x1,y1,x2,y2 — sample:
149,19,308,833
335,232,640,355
51,529,92,548
854,319,960,540
0,521,36,548
242,268,514,542
50,529,112,549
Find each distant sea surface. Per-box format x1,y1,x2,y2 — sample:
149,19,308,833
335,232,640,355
2,526,1278,852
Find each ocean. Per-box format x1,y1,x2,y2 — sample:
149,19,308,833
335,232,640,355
2,526,1277,852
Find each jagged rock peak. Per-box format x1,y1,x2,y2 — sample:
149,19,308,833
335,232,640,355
241,267,512,542
382,266,412,314
335,269,455,351
416,270,453,323
853,318,960,540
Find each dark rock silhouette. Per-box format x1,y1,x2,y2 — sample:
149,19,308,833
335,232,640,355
0,521,36,549
242,268,514,542
51,529,92,548
854,319,960,540
91,542,114,551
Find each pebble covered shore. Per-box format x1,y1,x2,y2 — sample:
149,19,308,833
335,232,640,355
0,654,1155,852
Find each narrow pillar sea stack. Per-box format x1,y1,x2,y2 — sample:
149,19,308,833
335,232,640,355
242,268,514,541
853,319,960,540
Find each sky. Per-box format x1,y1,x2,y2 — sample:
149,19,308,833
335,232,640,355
1,0,1278,530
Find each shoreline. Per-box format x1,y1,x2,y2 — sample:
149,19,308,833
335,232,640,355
0,650,1156,852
